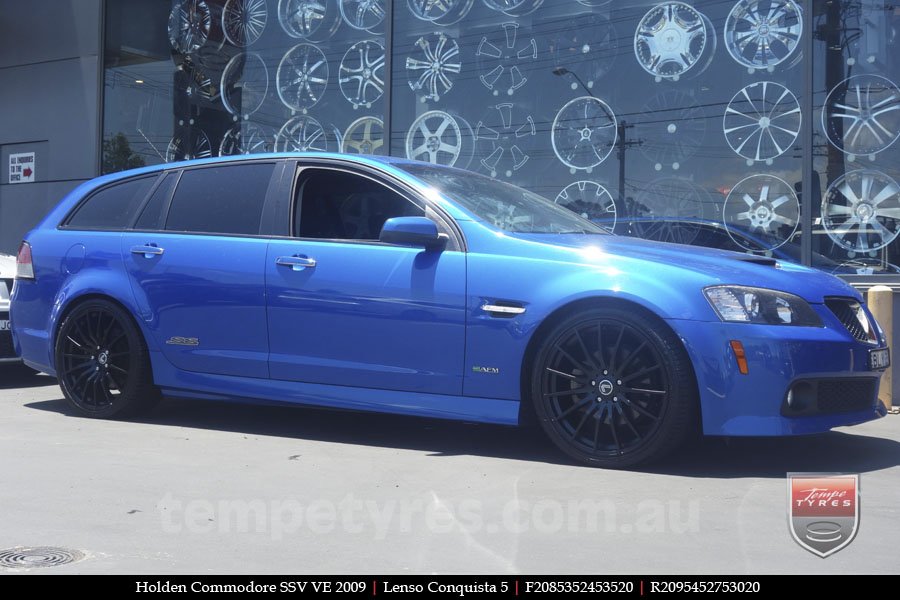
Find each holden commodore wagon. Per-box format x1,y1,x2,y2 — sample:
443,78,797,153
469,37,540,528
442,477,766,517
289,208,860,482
10,154,890,468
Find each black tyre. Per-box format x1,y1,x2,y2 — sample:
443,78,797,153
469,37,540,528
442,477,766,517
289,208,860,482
55,299,159,418
531,307,697,468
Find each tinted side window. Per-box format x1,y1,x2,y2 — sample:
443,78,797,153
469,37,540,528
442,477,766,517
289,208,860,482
294,169,423,240
134,172,177,230
165,163,275,235
66,176,156,230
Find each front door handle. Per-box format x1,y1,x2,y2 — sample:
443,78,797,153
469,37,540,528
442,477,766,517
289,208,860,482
276,256,317,271
131,245,164,258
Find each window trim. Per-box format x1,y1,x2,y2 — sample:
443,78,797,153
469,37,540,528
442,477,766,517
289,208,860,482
128,170,182,231
59,173,159,232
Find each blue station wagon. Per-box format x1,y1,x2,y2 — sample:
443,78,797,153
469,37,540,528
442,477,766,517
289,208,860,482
10,154,890,468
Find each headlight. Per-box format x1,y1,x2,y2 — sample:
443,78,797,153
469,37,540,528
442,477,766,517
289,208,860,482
703,286,822,326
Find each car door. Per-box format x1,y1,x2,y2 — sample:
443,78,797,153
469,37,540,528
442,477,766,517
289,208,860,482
121,161,280,378
265,164,466,395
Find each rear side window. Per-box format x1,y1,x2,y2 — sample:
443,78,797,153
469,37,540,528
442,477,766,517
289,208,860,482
134,172,178,230
66,176,156,230
165,163,274,235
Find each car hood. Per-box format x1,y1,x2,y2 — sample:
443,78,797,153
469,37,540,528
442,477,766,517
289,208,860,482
0,254,15,279
511,233,862,304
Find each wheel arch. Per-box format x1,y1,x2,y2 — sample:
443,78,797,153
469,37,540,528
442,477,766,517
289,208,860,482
50,289,156,373
517,296,700,428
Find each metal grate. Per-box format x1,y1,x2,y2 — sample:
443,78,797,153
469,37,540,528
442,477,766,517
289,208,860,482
817,379,876,414
825,298,872,343
0,547,84,569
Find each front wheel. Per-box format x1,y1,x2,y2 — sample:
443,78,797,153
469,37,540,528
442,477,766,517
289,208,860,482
531,307,697,468
56,299,159,419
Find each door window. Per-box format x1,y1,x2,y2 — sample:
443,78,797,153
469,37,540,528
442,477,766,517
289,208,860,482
165,163,275,235
293,169,424,241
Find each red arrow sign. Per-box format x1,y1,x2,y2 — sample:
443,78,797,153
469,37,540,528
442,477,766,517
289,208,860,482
23,167,32,178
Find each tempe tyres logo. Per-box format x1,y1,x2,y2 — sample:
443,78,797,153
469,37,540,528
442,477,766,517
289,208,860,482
788,473,859,558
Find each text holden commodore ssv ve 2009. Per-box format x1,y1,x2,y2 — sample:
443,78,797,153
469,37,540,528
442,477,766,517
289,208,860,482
10,154,890,468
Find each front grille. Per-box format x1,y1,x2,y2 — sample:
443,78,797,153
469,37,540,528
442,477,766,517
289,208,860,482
825,297,875,343
782,378,877,416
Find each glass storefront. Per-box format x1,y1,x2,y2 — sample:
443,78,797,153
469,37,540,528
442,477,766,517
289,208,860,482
102,1,900,277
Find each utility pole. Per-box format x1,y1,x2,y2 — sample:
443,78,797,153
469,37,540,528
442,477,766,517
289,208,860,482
616,121,642,210
553,67,642,209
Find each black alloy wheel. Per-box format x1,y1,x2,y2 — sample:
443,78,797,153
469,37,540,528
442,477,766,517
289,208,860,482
531,307,696,468
56,299,159,418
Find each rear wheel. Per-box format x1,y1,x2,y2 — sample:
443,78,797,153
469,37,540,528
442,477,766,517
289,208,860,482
56,299,159,418
531,307,696,468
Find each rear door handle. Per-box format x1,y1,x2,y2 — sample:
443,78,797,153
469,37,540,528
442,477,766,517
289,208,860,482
131,245,164,258
276,256,317,271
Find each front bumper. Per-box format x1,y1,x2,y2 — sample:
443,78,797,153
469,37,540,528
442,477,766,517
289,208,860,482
668,307,887,436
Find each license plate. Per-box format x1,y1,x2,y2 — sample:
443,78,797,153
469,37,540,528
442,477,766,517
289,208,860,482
869,347,890,370
0,320,9,331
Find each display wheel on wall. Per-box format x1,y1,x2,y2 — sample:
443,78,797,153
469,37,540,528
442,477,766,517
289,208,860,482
823,74,900,157
555,181,617,233
221,52,269,118
340,40,386,109
219,122,275,156
276,115,340,152
723,174,800,252
222,0,268,47
725,0,802,72
636,90,706,171
474,103,537,178
339,0,386,31
407,0,474,26
406,110,470,167
475,22,538,97
631,178,709,245
168,0,212,55
406,32,461,103
178,59,220,103
166,128,212,162
276,43,329,113
551,96,617,174
551,13,617,91
342,116,384,154
481,0,543,17
278,0,342,41
723,81,801,164
822,169,900,254
634,2,711,81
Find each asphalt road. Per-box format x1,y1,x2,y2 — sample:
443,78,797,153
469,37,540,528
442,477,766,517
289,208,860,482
1,364,898,575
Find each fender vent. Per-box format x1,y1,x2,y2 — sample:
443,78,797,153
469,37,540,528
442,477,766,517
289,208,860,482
481,301,526,318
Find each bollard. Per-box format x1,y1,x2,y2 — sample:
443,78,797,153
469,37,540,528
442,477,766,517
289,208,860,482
867,285,893,413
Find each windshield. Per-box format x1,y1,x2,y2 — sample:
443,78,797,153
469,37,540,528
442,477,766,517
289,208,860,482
399,164,608,234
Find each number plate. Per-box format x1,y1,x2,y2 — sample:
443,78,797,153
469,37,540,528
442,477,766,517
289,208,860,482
869,347,890,370
0,320,9,332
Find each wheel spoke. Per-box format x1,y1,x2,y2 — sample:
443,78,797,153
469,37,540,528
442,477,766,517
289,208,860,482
550,396,595,422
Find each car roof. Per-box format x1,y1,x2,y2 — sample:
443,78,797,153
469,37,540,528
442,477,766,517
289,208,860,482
96,153,411,181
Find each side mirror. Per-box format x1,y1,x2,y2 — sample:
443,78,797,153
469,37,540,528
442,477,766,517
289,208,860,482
379,217,447,250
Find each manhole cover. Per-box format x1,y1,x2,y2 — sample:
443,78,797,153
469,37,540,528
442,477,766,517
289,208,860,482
0,547,84,569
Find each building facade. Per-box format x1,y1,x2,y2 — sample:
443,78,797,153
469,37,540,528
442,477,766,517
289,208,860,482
2,0,900,278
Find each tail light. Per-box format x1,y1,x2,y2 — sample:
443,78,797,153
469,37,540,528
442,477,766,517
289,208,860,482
16,241,34,280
